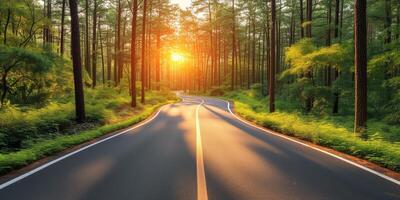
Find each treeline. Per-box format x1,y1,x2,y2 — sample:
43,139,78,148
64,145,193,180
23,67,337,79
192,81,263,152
1,0,400,136
0,0,181,122
174,0,399,135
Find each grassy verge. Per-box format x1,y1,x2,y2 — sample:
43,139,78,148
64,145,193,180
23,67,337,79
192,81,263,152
223,90,400,172
0,90,178,175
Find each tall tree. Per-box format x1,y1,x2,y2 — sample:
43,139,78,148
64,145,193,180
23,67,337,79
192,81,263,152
354,0,367,134
92,0,98,88
69,0,85,123
131,0,138,107
306,0,312,37
333,0,340,114
300,0,304,38
231,0,236,90
60,0,66,56
85,0,91,76
269,0,276,113
385,0,392,44
141,0,148,104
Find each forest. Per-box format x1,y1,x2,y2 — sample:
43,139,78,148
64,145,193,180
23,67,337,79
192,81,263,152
0,0,400,175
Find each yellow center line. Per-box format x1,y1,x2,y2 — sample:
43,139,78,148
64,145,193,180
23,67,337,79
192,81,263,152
196,99,208,200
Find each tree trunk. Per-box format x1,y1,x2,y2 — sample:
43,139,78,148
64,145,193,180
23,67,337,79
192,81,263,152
156,31,161,90
306,0,312,37
3,6,11,45
131,0,138,107
231,0,236,90
385,0,392,44
60,0,66,56
116,0,122,85
270,0,276,113
106,29,112,84
300,0,304,38
333,0,340,114
141,0,147,104
354,0,367,134
85,0,91,77
69,0,86,123
98,17,105,85
92,0,97,88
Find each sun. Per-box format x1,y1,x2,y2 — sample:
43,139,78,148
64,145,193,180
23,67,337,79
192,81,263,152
171,52,185,62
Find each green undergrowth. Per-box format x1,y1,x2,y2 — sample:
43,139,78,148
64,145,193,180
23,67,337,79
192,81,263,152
0,89,177,175
223,90,400,172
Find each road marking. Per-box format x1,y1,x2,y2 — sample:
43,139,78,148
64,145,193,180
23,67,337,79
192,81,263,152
216,99,400,186
0,105,168,190
196,99,209,200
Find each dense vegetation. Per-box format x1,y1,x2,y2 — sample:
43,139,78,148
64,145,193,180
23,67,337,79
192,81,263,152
0,0,399,173
222,89,400,172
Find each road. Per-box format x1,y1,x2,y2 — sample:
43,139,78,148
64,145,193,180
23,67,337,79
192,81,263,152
0,95,399,200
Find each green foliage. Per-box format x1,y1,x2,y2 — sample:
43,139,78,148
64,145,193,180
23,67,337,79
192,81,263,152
0,45,62,106
0,88,176,150
283,39,349,77
225,90,400,172
0,90,177,174
368,49,400,124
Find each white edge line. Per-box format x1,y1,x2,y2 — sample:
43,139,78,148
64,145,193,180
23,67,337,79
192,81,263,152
0,104,168,190
218,99,400,186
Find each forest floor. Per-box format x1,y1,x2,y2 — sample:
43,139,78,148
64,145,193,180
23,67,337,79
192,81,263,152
208,90,400,173
0,89,178,175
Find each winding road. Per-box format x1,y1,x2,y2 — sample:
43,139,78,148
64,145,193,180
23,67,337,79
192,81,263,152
0,95,399,200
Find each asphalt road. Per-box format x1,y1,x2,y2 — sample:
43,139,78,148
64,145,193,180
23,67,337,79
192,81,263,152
0,95,399,200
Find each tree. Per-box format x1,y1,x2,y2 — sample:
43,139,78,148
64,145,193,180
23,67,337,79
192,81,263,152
60,0,66,56
69,0,85,123
354,0,367,134
231,0,236,90
85,0,91,76
0,46,51,106
92,0,98,88
141,0,148,104
131,0,138,107
269,0,276,113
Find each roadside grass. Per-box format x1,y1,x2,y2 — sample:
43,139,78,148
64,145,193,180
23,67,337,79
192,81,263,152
223,90,400,172
0,89,178,175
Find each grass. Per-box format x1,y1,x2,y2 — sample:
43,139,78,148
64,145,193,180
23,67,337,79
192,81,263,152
223,90,400,172
0,89,178,175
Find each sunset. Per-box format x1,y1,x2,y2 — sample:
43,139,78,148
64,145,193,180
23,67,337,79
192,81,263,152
0,0,400,199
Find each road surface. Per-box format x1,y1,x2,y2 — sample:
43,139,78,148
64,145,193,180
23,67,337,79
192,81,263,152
0,95,399,200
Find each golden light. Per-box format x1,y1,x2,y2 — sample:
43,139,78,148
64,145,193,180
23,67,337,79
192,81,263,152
171,52,185,62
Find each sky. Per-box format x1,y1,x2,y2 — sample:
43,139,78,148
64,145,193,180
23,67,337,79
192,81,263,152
170,0,192,9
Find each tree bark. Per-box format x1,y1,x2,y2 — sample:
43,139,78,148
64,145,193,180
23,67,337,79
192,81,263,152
85,0,91,77
354,0,367,134
92,0,98,88
231,0,236,90
300,0,304,38
306,0,312,38
69,0,86,123
270,0,276,113
385,0,392,44
141,0,148,104
131,0,138,107
333,0,340,114
60,0,66,55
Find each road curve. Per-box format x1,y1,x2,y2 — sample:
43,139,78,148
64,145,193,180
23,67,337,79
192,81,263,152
0,95,399,200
